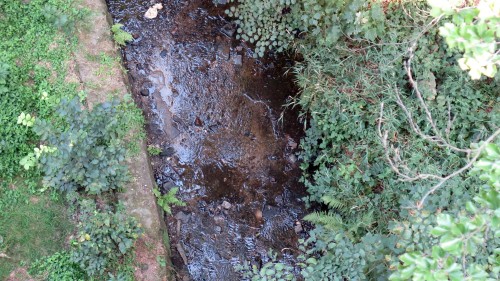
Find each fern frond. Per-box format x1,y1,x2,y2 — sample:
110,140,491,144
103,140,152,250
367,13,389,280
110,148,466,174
304,211,344,230
153,186,186,215
111,24,133,46
320,195,348,211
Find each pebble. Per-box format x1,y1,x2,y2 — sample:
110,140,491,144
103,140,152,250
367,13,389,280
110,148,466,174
255,209,263,220
221,201,232,209
160,146,175,157
294,221,303,233
140,88,150,96
174,211,190,223
160,49,167,58
221,23,236,37
213,215,224,225
194,116,203,127
232,54,242,65
214,226,222,233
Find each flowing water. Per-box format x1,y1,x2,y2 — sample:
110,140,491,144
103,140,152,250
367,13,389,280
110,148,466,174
105,0,307,279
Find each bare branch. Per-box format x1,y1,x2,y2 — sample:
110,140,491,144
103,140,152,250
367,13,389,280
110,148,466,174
379,102,500,209
404,48,470,153
416,128,500,209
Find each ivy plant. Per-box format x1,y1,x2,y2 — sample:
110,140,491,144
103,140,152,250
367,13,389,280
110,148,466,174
71,200,142,276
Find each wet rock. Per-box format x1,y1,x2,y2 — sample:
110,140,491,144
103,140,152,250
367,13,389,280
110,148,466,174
221,23,236,37
221,200,232,209
294,221,303,234
160,146,175,157
160,180,176,191
286,136,298,149
217,44,230,60
213,215,224,225
194,116,203,127
255,209,263,221
159,49,167,58
175,211,190,223
232,54,242,66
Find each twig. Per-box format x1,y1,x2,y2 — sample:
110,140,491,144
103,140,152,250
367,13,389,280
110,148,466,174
378,103,500,209
416,129,500,209
404,47,469,153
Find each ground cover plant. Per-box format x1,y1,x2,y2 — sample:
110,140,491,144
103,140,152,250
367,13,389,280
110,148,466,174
0,0,145,279
0,0,84,277
226,0,500,279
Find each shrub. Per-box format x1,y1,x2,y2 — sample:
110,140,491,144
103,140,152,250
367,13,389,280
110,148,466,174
71,200,142,276
390,142,500,280
229,0,499,279
33,97,132,195
225,0,386,57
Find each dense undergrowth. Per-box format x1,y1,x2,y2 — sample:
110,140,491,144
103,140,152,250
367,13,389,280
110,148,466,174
0,0,145,279
226,0,499,279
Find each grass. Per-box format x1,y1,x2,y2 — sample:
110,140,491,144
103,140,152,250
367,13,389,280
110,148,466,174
0,184,73,279
0,0,84,278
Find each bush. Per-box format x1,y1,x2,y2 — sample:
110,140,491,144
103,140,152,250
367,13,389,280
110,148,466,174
33,98,132,195
225,0,385,57
71,200,142,276
228,0,499,279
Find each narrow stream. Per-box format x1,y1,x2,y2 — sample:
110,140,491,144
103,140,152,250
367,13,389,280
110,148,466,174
106,0,307,279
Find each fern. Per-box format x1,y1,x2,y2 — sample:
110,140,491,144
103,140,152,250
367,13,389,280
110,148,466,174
153,186,186,215
304,211,344,230
111,24,133,46
321,195,348,211
305,209,376,241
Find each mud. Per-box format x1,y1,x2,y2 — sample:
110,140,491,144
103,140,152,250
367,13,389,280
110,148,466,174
105,0,306,279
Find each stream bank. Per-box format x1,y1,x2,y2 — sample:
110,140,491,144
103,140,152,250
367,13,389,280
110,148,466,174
105,0,308,279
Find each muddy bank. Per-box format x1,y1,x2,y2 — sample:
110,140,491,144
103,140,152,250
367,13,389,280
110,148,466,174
105,0,306,279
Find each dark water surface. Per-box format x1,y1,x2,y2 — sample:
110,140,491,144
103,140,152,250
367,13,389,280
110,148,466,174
105,0,306,279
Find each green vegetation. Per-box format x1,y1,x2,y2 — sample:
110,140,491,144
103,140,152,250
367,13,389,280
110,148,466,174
228,0,499,279
32,97,131,195
0,0,84,278
235,250,296,281
0,0,145,279
147,144,163,156
153,186,186,215
71,200,142,276
30,251,87,281
111,23,134,46
0,189,73,278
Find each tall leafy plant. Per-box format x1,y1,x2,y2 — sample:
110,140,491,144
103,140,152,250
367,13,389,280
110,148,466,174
33,98,131,195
